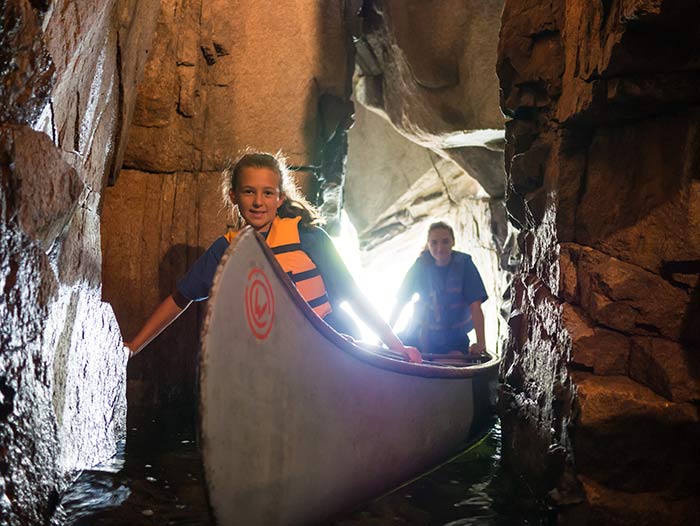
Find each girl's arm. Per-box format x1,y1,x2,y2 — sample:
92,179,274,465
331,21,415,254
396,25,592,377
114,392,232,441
306,228,421,363
389,260,419,327
347,290,422,363
468,300,486,354
124,294,191,357
124,236,227,357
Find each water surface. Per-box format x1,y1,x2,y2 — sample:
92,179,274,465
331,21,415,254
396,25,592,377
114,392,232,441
54,420,551,525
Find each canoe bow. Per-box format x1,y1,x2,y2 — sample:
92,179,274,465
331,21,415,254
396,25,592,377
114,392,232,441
199,226,500,525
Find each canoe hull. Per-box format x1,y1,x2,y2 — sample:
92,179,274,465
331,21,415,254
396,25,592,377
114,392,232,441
200,229,499,525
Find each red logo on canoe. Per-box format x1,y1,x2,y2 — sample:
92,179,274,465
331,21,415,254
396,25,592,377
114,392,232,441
244,268,274,340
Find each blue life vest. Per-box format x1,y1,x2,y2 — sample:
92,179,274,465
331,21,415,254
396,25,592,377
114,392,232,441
413,252,473,352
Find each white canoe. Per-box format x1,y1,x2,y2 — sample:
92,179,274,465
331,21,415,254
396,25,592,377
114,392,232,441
199,227,500,525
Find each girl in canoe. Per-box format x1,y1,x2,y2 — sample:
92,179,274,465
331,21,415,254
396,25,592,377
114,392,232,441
389,221,487,356
124,151,421,363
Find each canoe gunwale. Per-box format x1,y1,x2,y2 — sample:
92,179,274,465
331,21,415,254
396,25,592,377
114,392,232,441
205,226,501,380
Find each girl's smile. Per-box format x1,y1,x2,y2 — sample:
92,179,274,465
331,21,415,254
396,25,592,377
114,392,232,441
230,167,285,232
428,228,455,267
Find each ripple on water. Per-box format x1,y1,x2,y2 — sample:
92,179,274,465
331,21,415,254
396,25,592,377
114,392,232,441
54,420,551,525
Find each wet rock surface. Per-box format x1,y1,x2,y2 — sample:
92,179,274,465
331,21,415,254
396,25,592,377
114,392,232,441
497,0,700,523
1,1,158,524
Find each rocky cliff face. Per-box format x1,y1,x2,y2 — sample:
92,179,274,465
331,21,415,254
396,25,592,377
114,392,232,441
102,0,356,420
354,0,506,198
497,0,700,522
0,1,158,524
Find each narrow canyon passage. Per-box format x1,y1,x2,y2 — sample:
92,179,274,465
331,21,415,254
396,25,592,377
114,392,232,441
2,2,699,526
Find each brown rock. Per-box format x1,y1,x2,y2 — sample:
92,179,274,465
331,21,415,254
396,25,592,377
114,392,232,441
499,1,700,523
0,125,83,250
563,303,630,376
573,372,699,494
576,116,700,272
510,143,549,195
122,0,354,207
46,287,127,472
358,0,506,196
130,10,179,129
364,0,504,132
42,0,160,186
559,244,579,303
563,475,700,526
125,2,200,172
102,169,224,417
0,0,54,125
1,2,159,524
345,104,437,232
629,336,700,403
497,0,564,116
577,246,690,340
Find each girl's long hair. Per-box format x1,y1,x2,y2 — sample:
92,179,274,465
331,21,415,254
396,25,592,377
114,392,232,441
221,150,324,230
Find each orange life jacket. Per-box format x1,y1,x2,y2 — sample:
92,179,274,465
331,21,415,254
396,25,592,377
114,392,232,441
225,216,332,319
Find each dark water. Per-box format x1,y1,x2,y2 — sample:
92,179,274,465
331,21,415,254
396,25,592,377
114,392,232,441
53,420,551,526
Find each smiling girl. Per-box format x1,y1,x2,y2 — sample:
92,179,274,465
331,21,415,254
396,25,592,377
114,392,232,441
124,151,421,363
389,221,488,356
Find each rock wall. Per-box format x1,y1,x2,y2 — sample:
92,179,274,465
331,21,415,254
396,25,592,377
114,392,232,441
0,1,158,524
355,0,506,197
498,0,700,523
345,102,440,232
102,0,356,420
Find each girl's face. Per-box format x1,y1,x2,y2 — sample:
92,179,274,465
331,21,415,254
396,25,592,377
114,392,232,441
427,228,454,266
230,166,285,232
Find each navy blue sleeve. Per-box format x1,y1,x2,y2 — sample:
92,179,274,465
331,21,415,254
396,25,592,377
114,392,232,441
176,236,230,301
462,254,488,305
299,226,358,305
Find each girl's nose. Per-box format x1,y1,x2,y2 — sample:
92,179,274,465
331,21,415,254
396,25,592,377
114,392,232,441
253,192,262,206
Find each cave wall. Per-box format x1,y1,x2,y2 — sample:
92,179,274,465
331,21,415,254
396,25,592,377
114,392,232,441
102,0,356,420
354,0,506,198
497,0,700,523
0,1,158,524
345,102,441,232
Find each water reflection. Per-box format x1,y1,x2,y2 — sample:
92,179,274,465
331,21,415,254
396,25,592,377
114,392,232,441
325,424,551,526
54,421,550,525
52,423,212,526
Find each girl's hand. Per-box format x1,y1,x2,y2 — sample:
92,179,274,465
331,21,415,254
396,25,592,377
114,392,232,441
399,345,422,364
469,343,486,355
340,333,356,344
123,342,136,359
